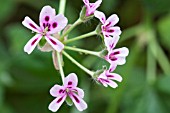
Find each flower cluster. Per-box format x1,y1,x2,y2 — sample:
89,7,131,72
22,0,129,112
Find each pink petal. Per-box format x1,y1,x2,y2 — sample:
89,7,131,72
50,85,66,97
48,95,67,112
109,64,117,72
39,5,56,29
106,72,122,82
98,71,107,79
83,0,89,5
103,26,121,36
24,34,42,54
113,47,129,57
75,87,84,98
22,16,41,33
44,35,64,52
48,14,68,34
110,57,126,65
70,93,87,111
64,73,78,89
94,10,106,24
104,14,119,27
107,80,118,88
104,36,120,51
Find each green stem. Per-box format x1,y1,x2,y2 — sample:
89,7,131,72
58,0,66,14
64,31,97,44
62,51,94,76
64,46,100,56
57,52,65,84
60,18,83,41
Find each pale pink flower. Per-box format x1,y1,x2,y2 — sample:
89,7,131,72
83,0,102,16
97,69,122,88
48,73,87,112
22,5,68,54
94,10,121,38
104,36,129,72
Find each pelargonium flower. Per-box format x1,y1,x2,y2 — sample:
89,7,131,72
94,10,121,38
22,5,68,54
97,69,122,88
83,0,102,16
104,36,129,72
48,73,87,112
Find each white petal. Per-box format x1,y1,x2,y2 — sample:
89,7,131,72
83,0,89,5
24,34,42,54
98,71,107,79
48,95,67,112
106,72,122,82
39,5,56,29
75,87,84,98
113,47,129,57
94,10,106,24
105,14,119,27
48,14,68,34
50,85,65,97
22,16,41,33
104,36,120,51
107,80,118,88
64,73,78,88
44,35,64,52
104,26,121,36
70,93,87,111
109,64,117,72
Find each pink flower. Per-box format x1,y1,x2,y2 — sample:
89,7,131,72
83,0,102,16
104,36,129,72
48,73,87,112
22,5,68,54
94,10,121,38
97,69,122,88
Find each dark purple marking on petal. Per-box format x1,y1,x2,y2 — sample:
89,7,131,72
31,38,38,46
29,23,36,29
107,75,114,77
68,81,72,85
109,53,117,61
52,22,57,28
57,97,63,103
101,78,109,83
110,43,114,49
49,38,57,45
106,22,111,27
59,89,63,94
67,86,72,89
45,16,49,21
72,95,80,103
113,51,120,55
43,23,46,28
107,29,114,33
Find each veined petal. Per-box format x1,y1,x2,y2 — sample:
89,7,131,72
104,14,119,27
50,85,66,97
113,47,129,57
106,72,122,82
109,64,117,72
75,87,84,98
44,35,64,52
107,80,118,88
64,73,78,89
24,34,42,54
22,16,41,33
105,26,121,36
104,36,120,51
70,93,87,111
87,0,102,15
110,57,126,65
48,95,67,112
94,10,106,24
39,5,56,29
48,14,68,34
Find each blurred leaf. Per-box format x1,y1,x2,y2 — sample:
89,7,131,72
157,14,170,49
0,72,14,87
157,75,170,94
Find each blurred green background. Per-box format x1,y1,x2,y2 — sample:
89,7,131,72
1,0,170,113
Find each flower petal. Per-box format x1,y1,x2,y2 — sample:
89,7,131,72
50,85,66,97
104,14,119,27
103,26,121,37
109,64,117,72
44,35,64,52
107,80,118,88
24,34,42,54
70,93,87,111
104,36,120,51
75,87,84,98
39,5,56,29
48,14,68,34
48,95,67,112
83,0,89,5
94,10,106,24
64,73,78,88
106,72,122,82
113,47,129,57
22,16,41,33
